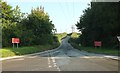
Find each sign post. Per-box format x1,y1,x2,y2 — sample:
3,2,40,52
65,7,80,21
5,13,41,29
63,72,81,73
12,38,20,48
17,43,18,48
13,43,14,48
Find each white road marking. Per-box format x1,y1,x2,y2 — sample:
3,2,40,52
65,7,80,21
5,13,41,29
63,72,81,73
57,67,61,71
48,65,52,68
53,64,57,67
48,57,52,68
51,57,61,71
51,57,56,63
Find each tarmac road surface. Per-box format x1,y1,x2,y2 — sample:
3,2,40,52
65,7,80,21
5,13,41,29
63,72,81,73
2,36,119,71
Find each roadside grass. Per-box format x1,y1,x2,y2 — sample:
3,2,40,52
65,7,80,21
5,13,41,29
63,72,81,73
71,32,80,38
55,32,67,43
79,47,119,56
0,44,58,58
69,32,120,56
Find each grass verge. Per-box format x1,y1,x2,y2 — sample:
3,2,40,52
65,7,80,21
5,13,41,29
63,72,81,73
78,47,119,56
0,44,58,58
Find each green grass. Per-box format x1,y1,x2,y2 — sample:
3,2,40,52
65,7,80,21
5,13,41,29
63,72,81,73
0,44,58,58
79,47,119,56
71,32,80,38
69,32,119,56
55,32,67,43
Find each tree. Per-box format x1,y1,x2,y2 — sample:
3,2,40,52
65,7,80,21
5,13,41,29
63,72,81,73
1,0,57,47
1,0,24,47
21,6,55,45
76,2,119,48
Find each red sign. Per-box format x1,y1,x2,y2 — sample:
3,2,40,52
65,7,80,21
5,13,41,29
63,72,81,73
94,41,102,47
12,38,20,43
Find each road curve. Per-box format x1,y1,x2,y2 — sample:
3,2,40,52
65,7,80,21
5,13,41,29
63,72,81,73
2,36,119,71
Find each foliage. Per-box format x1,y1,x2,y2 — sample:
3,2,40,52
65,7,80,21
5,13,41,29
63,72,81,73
55,32,67,43
1,0,58,47
19,6,56,45
1,0,24,47
76,2,120,48
68,32,81,47
71,32,80,38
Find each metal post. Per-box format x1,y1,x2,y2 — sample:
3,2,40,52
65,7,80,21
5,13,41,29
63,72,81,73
13,43,14,48
118,42,120,56
117,36,120,53
117,36,120,56
17,43,18,48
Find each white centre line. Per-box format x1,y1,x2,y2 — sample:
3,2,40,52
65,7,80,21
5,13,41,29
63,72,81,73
51,57,61,71
48,57,52,68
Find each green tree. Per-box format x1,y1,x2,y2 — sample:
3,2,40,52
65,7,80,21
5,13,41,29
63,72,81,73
76,2,119,48
21,6,55,45
1,0,58,47
1,0,24,47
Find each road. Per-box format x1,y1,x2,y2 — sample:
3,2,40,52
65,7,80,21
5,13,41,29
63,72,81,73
2,36,119,71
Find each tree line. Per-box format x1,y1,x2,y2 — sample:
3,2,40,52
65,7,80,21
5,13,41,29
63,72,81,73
1,0,58,47
76,2,119,48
